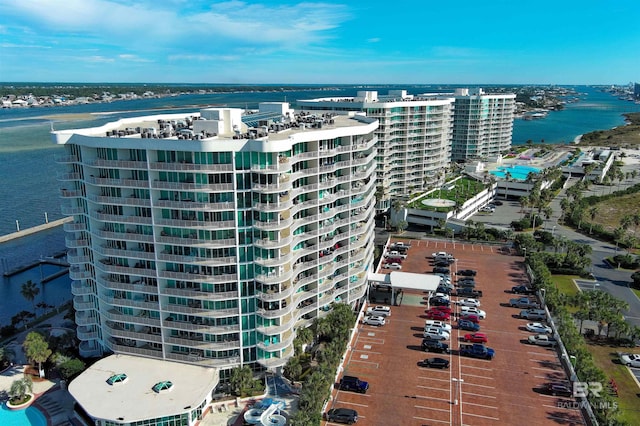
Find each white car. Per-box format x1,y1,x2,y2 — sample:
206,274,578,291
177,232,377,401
620,353,640,367
362,315,386,326
424,328,450,340
458,298,480,307
432,251,453,260
526,322,552,334
460,306,486,319
367,306,391,317
383,262,402,270
424,320,452,332
433,292,450,301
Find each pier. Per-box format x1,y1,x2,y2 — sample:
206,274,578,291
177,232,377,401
0,217,71,244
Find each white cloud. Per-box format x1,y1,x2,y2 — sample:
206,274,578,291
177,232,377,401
367,37,381,43
85,55,115,63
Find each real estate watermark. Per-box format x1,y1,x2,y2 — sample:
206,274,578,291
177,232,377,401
556,382,618,410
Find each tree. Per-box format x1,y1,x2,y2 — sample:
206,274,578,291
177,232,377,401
20,280,40,314
229,365,254,396
23,332,52,378
9,376,33,404
58,358,86,381
12,310,35,331
588,206,598,234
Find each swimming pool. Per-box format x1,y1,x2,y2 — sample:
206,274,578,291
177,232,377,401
0,402,47,426
490,165,540,180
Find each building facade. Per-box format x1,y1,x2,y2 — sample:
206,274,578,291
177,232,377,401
297,90,455,212
449,88,516,162
54,105,378,372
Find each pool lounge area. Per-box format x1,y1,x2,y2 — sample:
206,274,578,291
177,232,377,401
490,164,540,180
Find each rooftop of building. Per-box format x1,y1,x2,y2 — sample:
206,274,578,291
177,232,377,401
68,353,218,423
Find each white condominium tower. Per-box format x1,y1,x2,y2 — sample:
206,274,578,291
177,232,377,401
450,88,516,162
297,90,455,212
54,104,378,371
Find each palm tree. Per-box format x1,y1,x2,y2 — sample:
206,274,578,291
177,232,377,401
20,280,40,314
9,377,33,404
229,365,254,396
588,206,598,234
23,332,52,378
503,171,512,199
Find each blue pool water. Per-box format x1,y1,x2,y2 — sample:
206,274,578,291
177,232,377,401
0,402,47,426
490,165,541,180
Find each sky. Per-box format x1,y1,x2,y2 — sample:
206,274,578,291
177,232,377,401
0,0,638,85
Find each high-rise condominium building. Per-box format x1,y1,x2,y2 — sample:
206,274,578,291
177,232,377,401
449,88,516,162
297,90,455,212
54,104,378,372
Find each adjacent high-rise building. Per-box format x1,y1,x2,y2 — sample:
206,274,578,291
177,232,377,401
449,88,516,162
54,104,378,371
298,90,455,212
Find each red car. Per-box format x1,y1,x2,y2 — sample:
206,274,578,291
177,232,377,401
463,332,488,343
460,313,480,324
426,310,451,320
428,306,452,314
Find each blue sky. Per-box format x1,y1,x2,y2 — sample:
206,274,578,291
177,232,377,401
0,0,638,84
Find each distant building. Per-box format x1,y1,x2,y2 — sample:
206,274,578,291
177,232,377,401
635,82,640,100
449,88,516,162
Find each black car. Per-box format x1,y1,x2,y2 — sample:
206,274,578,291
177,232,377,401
457,279,476,288
339,375,369,393
433,267,450,274
433,260,452,267
430,297,450,306
436,285,452,295
326,408,358,424
492,200,504,206
421,338,450,353
455,287,483,298
544,382,572,397
457,269,477,277
420,357,450,369
512,285,536,295
458,319,480,331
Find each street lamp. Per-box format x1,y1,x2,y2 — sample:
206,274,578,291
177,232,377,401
540,288,546,308
552,225,556,237
523,247,527,259
452,378,464,405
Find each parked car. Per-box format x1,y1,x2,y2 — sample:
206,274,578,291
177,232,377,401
433,259,453,267
436,285,452,295
425,320,452,332
362,316,386,326
433,292,450,300
544,382,572,397
511,285,536,295
420,357,450,369
421,338,450,353
326,408,358,424
391,242,411,250
430,297,450,307
492,200,504,206
526,322,552,334
457,279,476,289
426,310,451,320
527,334,557,347
423,328,450,340
459,343,495,359
458,319,480,331
520,309,546,320
464,332,488,343
458,298,481,307
366,306,391,317
433,266,450,274
455,287,483,298
383,262,402,270
339,375,369,393
432,251,453,259
428,306,452,314
384,250,407,260
479,205,495,213
509,297,540,309
457,269,477,277
620,353,640,367
459,313,480,324
385,256,403,264
460,306,486,319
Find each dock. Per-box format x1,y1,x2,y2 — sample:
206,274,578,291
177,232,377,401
0,217,72,244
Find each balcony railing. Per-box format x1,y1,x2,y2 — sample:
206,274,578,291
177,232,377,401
92,229,154,243
256,346,294,369
102,310,161,327
155,218,235,229
148,162,234,172
159,270,237,284
91,211,153,225
256,332,294,352
154,199,234,211
86,176,149,188
166,352,240,368
150,181,234,192
164,304,240,318
88,194,151,207
71,281,94,296
161,287,237,301
256,285,295,301
156,235,236,248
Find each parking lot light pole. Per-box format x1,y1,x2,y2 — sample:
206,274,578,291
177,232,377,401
552,225,556,237
452,378,464,405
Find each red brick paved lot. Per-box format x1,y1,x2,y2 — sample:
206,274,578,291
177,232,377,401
324,239,585,426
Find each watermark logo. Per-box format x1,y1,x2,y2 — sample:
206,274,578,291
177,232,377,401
556,382,618,410
572,382,602,398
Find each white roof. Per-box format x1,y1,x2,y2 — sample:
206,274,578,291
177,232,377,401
368,271,440,292
69,354,218,422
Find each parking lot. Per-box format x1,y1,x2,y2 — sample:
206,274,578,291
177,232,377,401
324,239,586,425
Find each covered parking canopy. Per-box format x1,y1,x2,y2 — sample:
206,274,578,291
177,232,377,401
368,271,441,296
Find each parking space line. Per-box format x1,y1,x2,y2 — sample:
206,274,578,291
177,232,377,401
415,405,451,413
527,351,557,357
462,382,495,389
461,365,493,371
463,391,496,399
417,385,450,392
348,360,379,368
463,412,500,421
413,416,450,424
352,349,382,355
418,376,451,382
461,372,494,380
463,401,498,410
335,401,369,408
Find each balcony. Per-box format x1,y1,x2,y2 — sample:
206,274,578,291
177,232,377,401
75,311,98,326
166,352,240,368
88,194,151,207
156,234,236,248
154,199,234,211
254,235,293,250
256,317,296,335
256,302,295,319
61,205,85,215
91,211,153,225
86,176,149,189
254,253,292,268
95,245,155,261
73,296,94,311
95,262,156,278
71,281,94,296
57,172,81,181
92,229,154,243
98,276,158,294
86,158,148,169
154,218,234,230
150,180,234,192
253,216,294,231
78,341,102,358
256,285,295,301
255,269,294,285
76,326,99,340
256,332,294,352
161,287,237,301
69,267,93,280
105,340,163,358
60,189,82,198
164,336,240,351
55,154,79,163
256,346,294,369
67,253,90,264
64,221,87,232
101,295,159,311
149,162,234,172
164,319,240,334
157,252,236,266
65,236,90,248
102,309,161,327
250,157,292,173
104,324,163,343
159,270,237,284
164,303,240,318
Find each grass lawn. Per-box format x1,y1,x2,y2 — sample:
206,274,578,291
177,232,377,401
552,274,581,312
584,193,640,233
584,341,640,425
631,287,640,300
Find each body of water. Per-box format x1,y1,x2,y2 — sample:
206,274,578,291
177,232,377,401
0,403,47,426
1,84,639,236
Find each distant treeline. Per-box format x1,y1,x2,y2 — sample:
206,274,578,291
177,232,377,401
0,84,341,99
